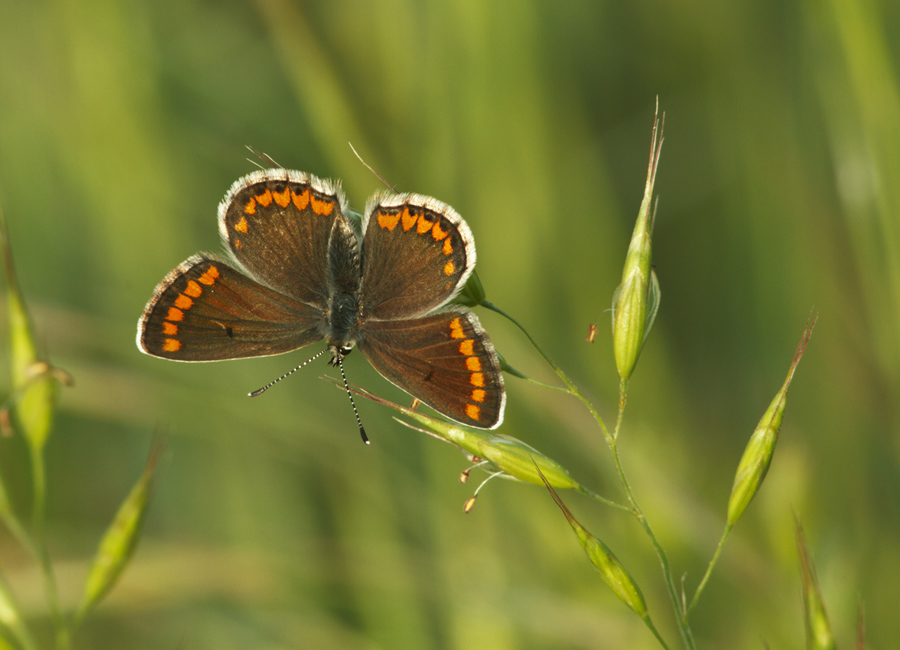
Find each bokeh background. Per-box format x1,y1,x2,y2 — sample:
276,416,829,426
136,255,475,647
1,0,898,648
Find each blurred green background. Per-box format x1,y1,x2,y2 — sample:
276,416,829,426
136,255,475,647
1,0,898,648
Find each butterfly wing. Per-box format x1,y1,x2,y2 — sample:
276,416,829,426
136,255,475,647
218,169,352,306
357,311,505,429
137,255,324,361
359,193,474,320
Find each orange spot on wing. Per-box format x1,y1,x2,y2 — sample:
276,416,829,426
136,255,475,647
162,322,178,335
432,221,448,240
443,260,456,276
184,280,202,298
378,210,401,231
166,307,184,322
471,389,486,403
417,216,435,234
235,216,249,233
255,189,273,207
163,338,182,352
443,237,454,255
470,372,485,387
174,294,193,310
459,339,474,356
311,195,334,215
292,188,310,210
273,187,291,207
401,208,417,231
466,356,482,371
244,198,257,215
199,266,219,285
466,404,481,421
449,318,465,339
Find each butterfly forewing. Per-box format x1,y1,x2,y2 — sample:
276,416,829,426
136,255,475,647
357,311,505,429
219,170,349,306
138,255,324,361
360,194,474,321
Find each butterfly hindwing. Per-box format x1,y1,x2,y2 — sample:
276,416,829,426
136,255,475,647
357,310,505,429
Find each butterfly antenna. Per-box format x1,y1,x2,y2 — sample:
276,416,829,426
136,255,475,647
248,348,329,397
335,350,369,444
348,142,398,193
245,145,283,169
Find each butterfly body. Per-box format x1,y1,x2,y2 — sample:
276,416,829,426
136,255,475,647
138,169,505,430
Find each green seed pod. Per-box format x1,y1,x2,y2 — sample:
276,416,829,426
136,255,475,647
611,254,651,383
612,114,663,383
77,439,164,623
726,392,783,526
469,432,580,490
727,316,816,526
398,407,579,490
796,518,836,650
3,219,56,452
540,470,647,617
575,523,648,617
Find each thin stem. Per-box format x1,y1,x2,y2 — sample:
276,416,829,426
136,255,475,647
30,445,44,532
520,376,571,392
575,485,632,514
612,380,693,649
609,439,695,650
482,301,613,444
485,301,693,648
47,547,70,650
615,379,628,440
688,524,732,615
0,461,65,650
29,446,68,649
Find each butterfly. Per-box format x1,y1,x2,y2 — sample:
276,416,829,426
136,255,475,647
137,168,506,441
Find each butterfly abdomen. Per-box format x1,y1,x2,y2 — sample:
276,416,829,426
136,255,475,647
328,292,362,345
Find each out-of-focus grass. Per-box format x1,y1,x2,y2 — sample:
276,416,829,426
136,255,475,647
0,0,897,648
